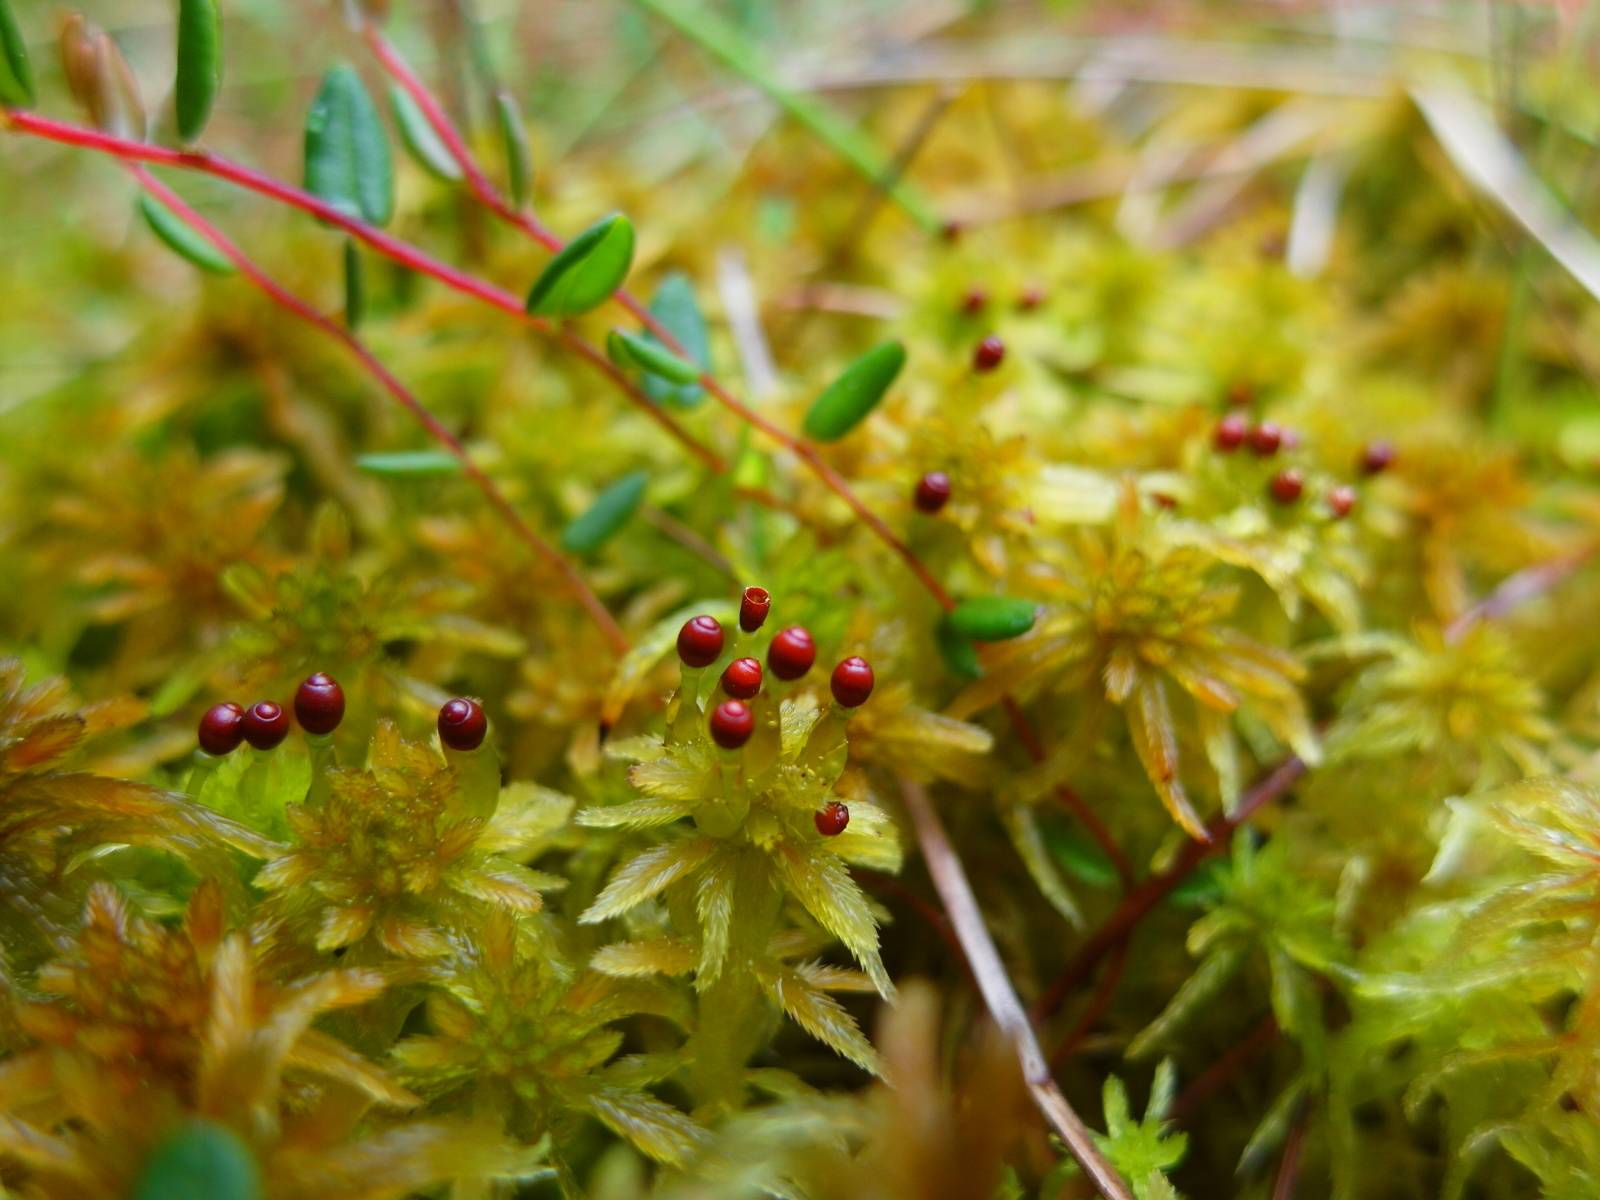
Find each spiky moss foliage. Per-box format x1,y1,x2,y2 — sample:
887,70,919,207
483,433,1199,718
11,5,1600,1196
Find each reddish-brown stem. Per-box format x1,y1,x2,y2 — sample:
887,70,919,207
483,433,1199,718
1272,1108,1309,1200
2,110,724,475
1170,1014,1280,1124
124,164,628,655
857,867,975,992
361,31,958,611
1035,755,1308,1020
1003,696,1135,891
1048,938,1129,1068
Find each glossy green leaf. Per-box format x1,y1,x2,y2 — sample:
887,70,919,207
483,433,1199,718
304,65,393,227
935,617,982,679
388,84,461,182
0,0,34,108
561,470,647,553
355,450,462,476
607,329,700,384
525,213,635,317
642,272,710,407
801,340,905,442
174,0,221,143
495,88,532,207
133,1121,261,1200
138,193,234,274
946,596,1038,642
343,238,364,330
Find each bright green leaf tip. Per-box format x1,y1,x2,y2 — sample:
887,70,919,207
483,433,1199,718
802,341,906,442
0,0,34,108
138,193,234,275
526,214,636,318
607,328,701,385
946,597,1038,642
174,0,222,143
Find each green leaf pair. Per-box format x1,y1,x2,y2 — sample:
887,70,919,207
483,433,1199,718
936,597,1039,678
525,214,636,318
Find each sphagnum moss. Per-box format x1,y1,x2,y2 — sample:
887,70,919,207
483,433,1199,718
4,0,1600,1196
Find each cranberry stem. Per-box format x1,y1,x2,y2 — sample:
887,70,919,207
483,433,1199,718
119,163,630,656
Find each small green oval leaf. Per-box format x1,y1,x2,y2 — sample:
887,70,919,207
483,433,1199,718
495,89,532,207
133,1121,261,1200
388,84,461,182
0,0,34,108
525,213,635,318
174,0,221,143
561,470,647,554
355,450,463,476
947,596,1038,642
801,341,905,442
304,65,393,227
607,329,701,385
935,618,983,679
138,192,234,274
642,272,710,407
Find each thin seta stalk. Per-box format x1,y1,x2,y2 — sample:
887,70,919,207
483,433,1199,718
122,162,628,655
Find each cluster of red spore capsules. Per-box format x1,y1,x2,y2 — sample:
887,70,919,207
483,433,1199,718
1212,411,1395,519
197,674,488,755
676,587,871,838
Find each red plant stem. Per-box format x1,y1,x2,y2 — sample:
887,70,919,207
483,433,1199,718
1003,696,1134,890
1035,754,1308,1020
1170,1014,1280,1123
1049,938,1128,1068
123,163,629,655
1,109,725,476
1272,1109,1309,1200
362,30,958,611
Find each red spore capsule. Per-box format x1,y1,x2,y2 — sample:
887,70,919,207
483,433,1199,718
830,657,875,708
739,587,771,633
815,801,850,837
677,615,725,668
709,700,754,749
241,701,289,751
721,657,762,700
438,697,487,751
294,672,345,735
1361,440,1395,475
1328,485,1356,519
1249,422,1283,457
1270,469,1305,505
914,471,952,514
972,335,1006,373
1018,285,1045,311
198,702,245,756
767,626,816,681
1214,413,1248,452
960,287,988,315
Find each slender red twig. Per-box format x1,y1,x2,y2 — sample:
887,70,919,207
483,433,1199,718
1049,938,1129,1068
123,163,628,654
1,109,726,477
1036,755,1309,1020
1170,1014,1280,1123
1272,1108,1309,1200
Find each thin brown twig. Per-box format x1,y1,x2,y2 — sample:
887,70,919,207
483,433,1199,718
1049,939,1129,1069
899,776,1135,1200
1445,543,1597,643
122,163,629,655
